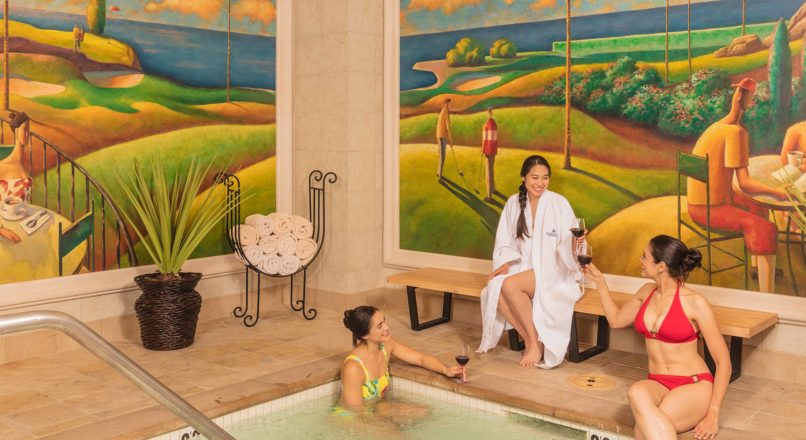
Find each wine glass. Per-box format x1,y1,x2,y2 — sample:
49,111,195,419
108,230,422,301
575,242,593,290
455,343,470,383
571,218,586,239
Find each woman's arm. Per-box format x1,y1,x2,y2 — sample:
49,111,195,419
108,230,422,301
690,295,730,439
491,198,522,277
584,264,646,328
388,338,464,378
341,362,366,412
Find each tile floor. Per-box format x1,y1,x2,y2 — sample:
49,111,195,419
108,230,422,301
0,305,804,439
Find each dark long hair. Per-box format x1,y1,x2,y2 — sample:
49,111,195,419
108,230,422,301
343,305,379,346
516,155,551,240
9,112,29,130
649,235,702,280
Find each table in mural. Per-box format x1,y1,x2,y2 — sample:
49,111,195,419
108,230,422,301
0,204,86,284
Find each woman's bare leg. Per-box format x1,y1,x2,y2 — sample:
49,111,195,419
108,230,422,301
500,270,541,366
657,381,713,434
628,380,677,440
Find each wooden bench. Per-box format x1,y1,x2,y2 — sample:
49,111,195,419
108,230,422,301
387,267,779,382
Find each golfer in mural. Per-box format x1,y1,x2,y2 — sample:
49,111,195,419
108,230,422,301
436,98,452,180
687,78,788,293
477,155,584,367
482,107,498,202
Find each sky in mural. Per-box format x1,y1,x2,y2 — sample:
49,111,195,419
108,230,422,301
401,0,714,34
18,0,276,35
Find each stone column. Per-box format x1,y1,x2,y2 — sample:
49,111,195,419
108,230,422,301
293,0,384,295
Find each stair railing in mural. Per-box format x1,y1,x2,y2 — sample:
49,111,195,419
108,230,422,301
0,117,138,275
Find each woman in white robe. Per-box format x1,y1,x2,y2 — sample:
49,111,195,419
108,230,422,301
477,155,583,367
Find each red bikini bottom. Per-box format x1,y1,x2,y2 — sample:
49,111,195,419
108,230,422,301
648,373,714,390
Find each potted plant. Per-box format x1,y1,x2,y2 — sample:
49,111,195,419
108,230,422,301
115,156,242,350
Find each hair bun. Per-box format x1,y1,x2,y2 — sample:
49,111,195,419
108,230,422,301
682,249,702,273
343,309,355,329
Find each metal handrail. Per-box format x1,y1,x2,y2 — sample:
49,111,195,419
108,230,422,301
0,311,234,440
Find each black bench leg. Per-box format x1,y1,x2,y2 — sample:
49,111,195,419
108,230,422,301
508,329,525,351
567,314,610,363
406,286,453,331
704,336,743,382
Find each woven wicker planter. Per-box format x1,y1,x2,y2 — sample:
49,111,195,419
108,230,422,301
134,272,203,351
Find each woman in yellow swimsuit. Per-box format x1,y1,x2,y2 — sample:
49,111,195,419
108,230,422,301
339,305,466,412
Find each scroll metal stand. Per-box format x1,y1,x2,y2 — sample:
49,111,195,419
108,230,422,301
218,170,337,326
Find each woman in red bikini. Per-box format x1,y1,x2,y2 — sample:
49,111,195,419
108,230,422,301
583,235,730,440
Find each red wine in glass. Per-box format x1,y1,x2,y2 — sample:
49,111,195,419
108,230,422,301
570,228,586,238
577,255,593,266
456,343,469,383
455,355,470,366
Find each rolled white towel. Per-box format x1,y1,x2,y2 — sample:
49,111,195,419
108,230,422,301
273,213,293,235
245,214,274,237
260,254,282,275
279,255,302,275
241,244,265,266
295,238,318,264
291,215,313,239
277,233,297,256
258,235,279,255
233,225,259,246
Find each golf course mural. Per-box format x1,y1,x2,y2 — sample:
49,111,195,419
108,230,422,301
0,0,276,284
398,0,806,295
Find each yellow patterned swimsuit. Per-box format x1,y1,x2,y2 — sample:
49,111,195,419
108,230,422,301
345,344,391,400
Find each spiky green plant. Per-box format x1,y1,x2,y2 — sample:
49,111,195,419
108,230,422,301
114,156,243,279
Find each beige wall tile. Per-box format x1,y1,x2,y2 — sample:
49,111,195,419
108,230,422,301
758,323,806,355
319,112,350,151
294,0,324,37
347,32,382,73
321,0,348,34
55,320,104,353
293,35,323,76
347,0,382,35
347,71,382,112
348,111,382,152
0,335,6,364
347,228,382,272
347,151,381,191
742,345,796,383
318,33,348,74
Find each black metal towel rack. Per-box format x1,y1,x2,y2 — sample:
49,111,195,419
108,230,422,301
218,170,337,326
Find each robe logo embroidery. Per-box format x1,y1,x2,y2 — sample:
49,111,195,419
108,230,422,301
546,229,557,237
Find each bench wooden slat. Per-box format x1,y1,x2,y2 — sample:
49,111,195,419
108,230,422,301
387,268,778,339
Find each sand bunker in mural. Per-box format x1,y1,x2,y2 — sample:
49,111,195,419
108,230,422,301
10,78,65,97
84,71,145,88
455,75,502,91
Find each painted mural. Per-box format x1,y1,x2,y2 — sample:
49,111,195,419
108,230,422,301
399,0,806,295
0,0,276,284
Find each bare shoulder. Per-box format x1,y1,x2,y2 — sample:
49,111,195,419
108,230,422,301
634,282,656,300
679,285,712,311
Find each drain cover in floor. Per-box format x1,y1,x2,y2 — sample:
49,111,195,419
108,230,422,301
567,374,616,390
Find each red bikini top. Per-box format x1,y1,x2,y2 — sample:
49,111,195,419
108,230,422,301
634,284,699,343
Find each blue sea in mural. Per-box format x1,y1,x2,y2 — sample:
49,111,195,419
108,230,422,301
401,0,802,90
6,7,275,90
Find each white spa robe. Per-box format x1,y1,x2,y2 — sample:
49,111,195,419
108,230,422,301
477,190,582,368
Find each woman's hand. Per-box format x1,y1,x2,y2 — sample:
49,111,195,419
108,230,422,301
0,227,21,244
692,412,719,439
443,365,465,381
489,263,509,280
583,263,605,282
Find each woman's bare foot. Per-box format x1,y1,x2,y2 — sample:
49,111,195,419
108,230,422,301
519,341,544,366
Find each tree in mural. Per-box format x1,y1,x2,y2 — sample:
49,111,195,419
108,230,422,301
446,38,486,67
563,0,572,169
769,18,792,138
87,0,106,34
490,38,517,58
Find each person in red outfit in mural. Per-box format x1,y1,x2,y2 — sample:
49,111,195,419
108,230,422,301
0,112,33,244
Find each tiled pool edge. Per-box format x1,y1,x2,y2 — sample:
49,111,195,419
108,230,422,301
150,377,631,440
